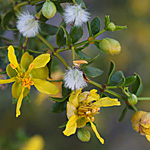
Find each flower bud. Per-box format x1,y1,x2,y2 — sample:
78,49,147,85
77,128,91,142
99,38,121,55
106,22,116,31
127,93,138,105
42,1,56,19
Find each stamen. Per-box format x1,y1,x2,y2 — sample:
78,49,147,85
22,77,34,89
91,117,95,122
86,111,91,115
10,63,16,69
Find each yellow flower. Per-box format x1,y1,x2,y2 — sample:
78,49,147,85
0,45,59,117
63,89,121,144
131,111,150,142
21,135,44,150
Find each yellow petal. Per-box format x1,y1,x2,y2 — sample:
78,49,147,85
32,78,59,95
63,115,78,136
90,120,104,144
86,91,100,103
69,89,81,108
29,67,49,79
21,52,33,71
67,102,77,119
0,77,16,84
16,87,25,117
8,45,19,68
94,97,120,107
32,54,50,69
12,82,29,99
6,64,17,78
146,135,150,142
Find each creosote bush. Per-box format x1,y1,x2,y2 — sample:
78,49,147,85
0,0,150,146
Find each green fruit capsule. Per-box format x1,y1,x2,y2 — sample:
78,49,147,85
42,1,57,19
77,128,91,142
128,93,138,105
99,38,121,55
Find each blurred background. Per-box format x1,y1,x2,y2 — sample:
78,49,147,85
0,0,150,149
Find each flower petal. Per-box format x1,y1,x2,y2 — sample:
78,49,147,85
32,78,59,95
90,120,104,144
6,64,17,78
63,115,78,136
32,54,50,69
93,97,120,107
12,82,29,99
8,45,19,68
29,67,48,79
69,89,81,108
16,87,25,117
21,52,33,71
85,90,100,103
0,77,16,84
146,135,150,142
67,102,77,119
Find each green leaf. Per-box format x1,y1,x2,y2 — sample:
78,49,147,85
50,101,66,113
12,97,18,104
1,10,14,29
40,23,58,35
82,66,103,78
81,54,100,68
124,76,137,86
109,71,124,85
58,121,67,128
54,2,64,15
90,17,101,36
118,76,126,87
62,83,71,97
70,26,83,44
118,105,128,122
49,95,69,102
56,21,66,47
61,26,71,46
75,50,91,60
75,0,86,8
131,73,143,96
107,61,115,84
104,15,110,29
24,93,31,103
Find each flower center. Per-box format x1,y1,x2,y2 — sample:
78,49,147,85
16,72,34,89
77,104,100,121
22,77,34,89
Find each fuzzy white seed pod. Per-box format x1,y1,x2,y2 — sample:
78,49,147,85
17,12,39,37
63,5,90,26
64,68,87,90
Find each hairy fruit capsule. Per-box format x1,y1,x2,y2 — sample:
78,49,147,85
99,38,121,55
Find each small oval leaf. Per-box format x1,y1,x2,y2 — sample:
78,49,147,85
90,17,101,36
82,66,103,78
70,26,83,44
